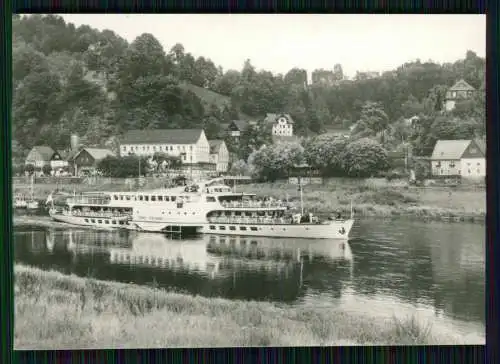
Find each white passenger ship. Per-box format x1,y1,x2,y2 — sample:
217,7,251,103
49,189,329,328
48,177,355,239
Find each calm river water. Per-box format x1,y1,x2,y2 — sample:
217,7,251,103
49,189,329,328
14,218,485,343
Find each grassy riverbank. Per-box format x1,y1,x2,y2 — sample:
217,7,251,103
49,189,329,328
238,182,486,222
14,264,473,348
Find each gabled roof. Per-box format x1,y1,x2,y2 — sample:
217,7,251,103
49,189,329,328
474,138,486,155
27,146,55,161
57,150,69,160
431,140,472,160
208,140,224,154
230,120,249,131
121,129,203,145
264,113,295,125
73,148,115,161
449,79,476,92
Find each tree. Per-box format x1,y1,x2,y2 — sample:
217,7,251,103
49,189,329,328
229,159,248,176
42,164,52,176
351,101,389,139
303,135,348,176
342,138,390,177
24,164,35,175
97,155,149,177
214,70,240,96
247,142,304,181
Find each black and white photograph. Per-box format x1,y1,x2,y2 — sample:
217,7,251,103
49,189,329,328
12,14,485,348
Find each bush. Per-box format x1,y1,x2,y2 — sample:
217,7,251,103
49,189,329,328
42,164,52,176
24,164,35,175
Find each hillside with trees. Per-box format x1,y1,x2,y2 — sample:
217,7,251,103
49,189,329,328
12,14,485,172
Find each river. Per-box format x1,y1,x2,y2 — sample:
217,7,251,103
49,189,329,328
13,218,485,343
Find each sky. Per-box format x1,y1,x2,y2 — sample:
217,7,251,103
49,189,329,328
59,14,486,79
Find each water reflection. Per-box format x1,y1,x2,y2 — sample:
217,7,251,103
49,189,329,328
14,227,353,302
348,219,484,324
13,219,484,332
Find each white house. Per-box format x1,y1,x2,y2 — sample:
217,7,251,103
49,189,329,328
208,140,230,173
119,129,210,164
25,146,69,175
444,79,476,112
264,113,294,137
430,139,486,178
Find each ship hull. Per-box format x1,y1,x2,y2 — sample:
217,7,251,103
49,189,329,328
200,219,355,239
49,211,130,230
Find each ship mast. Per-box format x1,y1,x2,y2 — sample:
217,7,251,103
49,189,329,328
298,177,304,216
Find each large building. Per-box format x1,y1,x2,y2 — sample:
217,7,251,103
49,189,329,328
430,139,485,178
119,129,210,164
444,79,476,112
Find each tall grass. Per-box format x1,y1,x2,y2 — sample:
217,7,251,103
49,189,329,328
14,264,463,349
238,182,485,220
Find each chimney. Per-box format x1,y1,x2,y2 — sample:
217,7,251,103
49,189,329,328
70,134,79,151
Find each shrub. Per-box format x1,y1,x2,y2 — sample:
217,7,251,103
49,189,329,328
42,164,52,176
24,164,35,175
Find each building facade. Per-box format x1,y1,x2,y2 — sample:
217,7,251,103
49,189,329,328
70,148,115,176
264,113,294,137
120,129,210,165
430,139,485,178
208,140,230,173
444,79,476,112
25,146,69,175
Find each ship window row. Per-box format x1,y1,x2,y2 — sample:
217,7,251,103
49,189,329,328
208,225,257,231
113,194,177,202
84,218,126,225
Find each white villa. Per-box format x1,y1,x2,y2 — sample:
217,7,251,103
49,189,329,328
264,113,294,137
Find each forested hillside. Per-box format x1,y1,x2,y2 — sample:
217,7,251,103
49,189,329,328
12,14,485,164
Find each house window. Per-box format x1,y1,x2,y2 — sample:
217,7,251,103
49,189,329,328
158,196,163,201
219,226,226,230
470,148,477,154
210,225,216,230
142,146,145,151
240,226,247,231
250,227,258,231
170,146,173,151
151,196,156,201
145,195,149,201
229,226,236,231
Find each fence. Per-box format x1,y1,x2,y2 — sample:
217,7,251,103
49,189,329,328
12,176,84,185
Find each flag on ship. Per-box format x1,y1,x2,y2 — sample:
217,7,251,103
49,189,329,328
45,192,53,205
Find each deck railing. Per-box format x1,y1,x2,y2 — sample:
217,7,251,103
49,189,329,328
220,200,288,209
